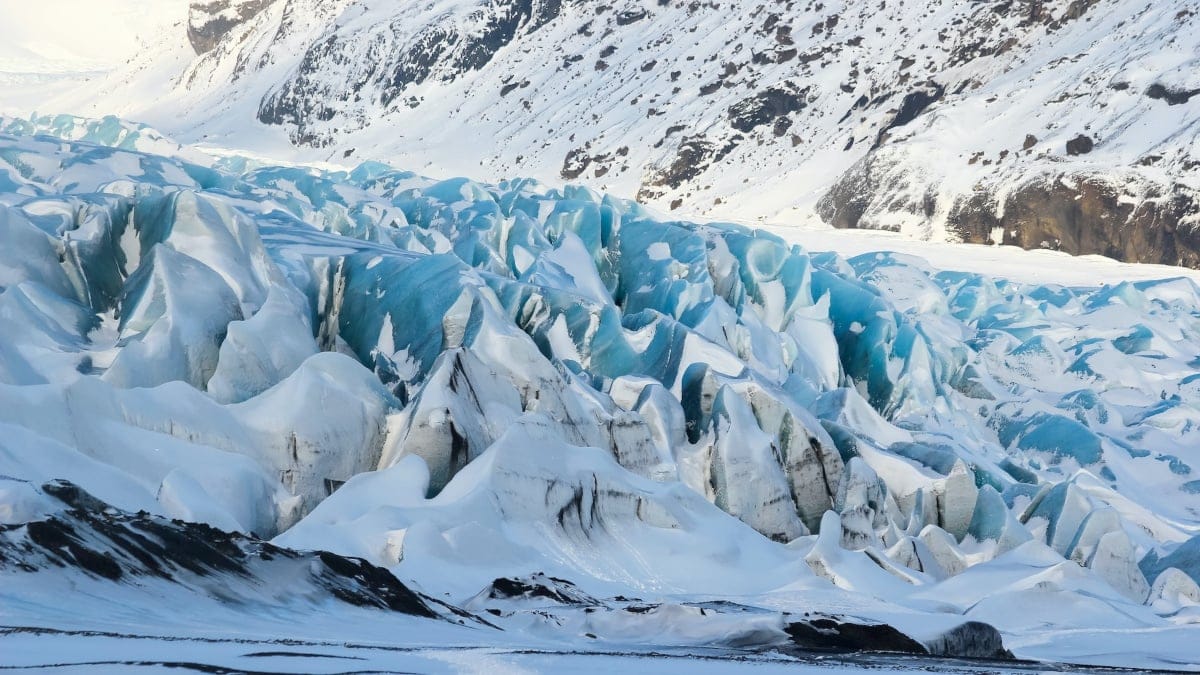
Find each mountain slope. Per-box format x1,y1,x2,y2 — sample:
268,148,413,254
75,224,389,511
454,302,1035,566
4,0,1196,266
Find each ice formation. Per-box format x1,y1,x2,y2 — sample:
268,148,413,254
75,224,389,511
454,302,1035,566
1,116,1200,670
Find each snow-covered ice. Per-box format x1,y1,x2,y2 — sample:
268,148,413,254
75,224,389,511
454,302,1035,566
0,116,1199,672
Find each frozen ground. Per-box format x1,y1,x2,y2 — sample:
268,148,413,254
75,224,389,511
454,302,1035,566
3,628,1181,675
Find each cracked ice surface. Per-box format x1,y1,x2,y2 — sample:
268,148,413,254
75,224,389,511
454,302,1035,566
1,116,1200,671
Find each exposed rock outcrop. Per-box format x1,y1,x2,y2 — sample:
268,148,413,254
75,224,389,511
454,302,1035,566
187,0,273,55
950,176,1200,267
1,480,442,617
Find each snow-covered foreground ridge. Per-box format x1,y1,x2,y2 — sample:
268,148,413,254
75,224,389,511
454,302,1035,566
2,115,1200,670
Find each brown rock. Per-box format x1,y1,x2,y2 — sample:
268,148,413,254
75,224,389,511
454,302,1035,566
949,176,1200,267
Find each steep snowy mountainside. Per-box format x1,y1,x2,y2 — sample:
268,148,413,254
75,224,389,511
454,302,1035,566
2,116,1200,669
6,0,1196,266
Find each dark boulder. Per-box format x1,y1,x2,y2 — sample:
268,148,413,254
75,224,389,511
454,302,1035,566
2,481,442,619
473,573,601,606
785,616,927,654
922,620,1012,659
1146,83,1200,106
784,614,1012,659
727,84,808,133
1065,135,1094,156
875,82,944,147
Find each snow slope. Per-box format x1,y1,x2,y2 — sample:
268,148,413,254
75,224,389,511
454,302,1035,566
1,116,1200,670
1,0,1197,266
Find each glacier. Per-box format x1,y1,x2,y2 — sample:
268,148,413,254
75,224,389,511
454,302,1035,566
1,114,1200,671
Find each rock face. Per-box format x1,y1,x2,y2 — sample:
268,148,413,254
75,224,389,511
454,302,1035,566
819,148,1200,267
1146,83,1200,106
187,0,273,55
949,176,1200,267
258,0,571,143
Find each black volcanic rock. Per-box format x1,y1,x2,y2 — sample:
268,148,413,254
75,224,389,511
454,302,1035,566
784,614,1011,659
475,573,601,606
785,616,927,654
0,480,440,619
